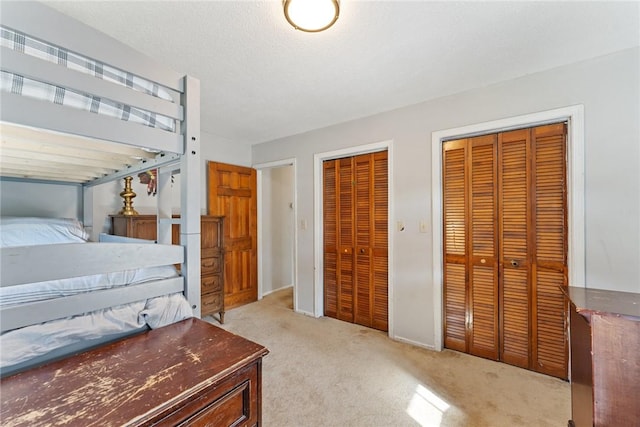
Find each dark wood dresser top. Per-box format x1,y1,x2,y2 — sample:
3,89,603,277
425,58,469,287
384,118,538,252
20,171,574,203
563,286,640,318
0,318,268,426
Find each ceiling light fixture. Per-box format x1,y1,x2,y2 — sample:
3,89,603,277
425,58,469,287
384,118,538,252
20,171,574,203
283,0,340,33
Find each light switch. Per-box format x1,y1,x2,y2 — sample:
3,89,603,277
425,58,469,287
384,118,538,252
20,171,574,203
301,219,308,230
419,221,428,233
397,221,405,232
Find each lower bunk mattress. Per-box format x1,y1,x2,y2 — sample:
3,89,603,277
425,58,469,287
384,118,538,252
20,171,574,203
0,266,193,376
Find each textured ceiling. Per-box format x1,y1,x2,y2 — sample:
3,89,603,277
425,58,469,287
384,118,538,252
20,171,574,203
45,1,639,145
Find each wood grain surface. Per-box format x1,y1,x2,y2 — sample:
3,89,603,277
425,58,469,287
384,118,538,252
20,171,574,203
1,318,268,426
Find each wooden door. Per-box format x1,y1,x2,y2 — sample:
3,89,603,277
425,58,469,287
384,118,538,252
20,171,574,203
208,161,257,309
498,128,531,369
530,123,568,378
324,151,388,331
442,123,567,379
443,135,499,359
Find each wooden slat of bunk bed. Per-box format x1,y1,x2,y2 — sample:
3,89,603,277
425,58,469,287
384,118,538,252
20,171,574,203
0,46,183,121
1,243,183,286
0,318,269,427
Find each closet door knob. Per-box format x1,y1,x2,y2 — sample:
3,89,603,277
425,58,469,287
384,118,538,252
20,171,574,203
510,260,519,267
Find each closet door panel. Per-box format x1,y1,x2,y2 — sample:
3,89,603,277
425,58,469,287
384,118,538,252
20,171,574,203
469,137,499,359
532,123,568,378
499,130,531,368
338,158,354,322
323,160,338,318
354,155,372,327
443,140,468,352
371,151,389,331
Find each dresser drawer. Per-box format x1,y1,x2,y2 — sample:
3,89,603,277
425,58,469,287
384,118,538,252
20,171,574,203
201,256,221,275
202,292,223,315
201,247,221,259
201,274,223,293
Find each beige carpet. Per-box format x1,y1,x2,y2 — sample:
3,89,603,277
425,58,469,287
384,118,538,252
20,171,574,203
206,288,570,427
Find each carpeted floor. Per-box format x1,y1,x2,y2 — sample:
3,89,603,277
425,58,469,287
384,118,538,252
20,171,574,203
205,287,570,427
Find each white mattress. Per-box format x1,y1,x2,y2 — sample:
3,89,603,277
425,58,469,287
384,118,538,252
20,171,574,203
1,293,193,370
0,264,193,370
0,217,193,372
0,264,179,307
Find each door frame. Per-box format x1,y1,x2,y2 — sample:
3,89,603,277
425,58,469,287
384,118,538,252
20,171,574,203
254,158,298,310
431,104,586,351
313,140,394,336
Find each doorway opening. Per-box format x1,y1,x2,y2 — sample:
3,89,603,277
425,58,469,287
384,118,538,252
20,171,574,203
255,159,297,311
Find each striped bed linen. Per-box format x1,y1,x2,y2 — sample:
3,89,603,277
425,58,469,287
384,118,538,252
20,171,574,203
0,26,175,133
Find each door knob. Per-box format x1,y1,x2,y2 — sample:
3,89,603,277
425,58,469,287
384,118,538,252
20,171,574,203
510,260,519,267
360,248,365,254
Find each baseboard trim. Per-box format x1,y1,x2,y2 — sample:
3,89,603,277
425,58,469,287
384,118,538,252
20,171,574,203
262,284,293,297
295,309,316,318
393,335,437,351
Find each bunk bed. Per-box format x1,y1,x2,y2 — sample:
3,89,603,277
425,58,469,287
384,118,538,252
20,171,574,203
0,2,267,425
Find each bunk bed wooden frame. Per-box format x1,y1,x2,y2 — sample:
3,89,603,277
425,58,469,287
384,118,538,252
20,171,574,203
0,1,201,319
0,3,268,425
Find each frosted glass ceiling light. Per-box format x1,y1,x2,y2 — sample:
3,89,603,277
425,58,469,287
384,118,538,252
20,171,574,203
283,0,340,33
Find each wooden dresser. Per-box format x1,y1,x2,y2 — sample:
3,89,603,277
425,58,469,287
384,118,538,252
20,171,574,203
563,286,640,427
111,215,225,323
0,318,268,426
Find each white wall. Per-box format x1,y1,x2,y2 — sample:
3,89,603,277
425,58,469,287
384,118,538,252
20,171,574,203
2,130,252,241
261,166,295,295
252,48,640,349
0,179,82,218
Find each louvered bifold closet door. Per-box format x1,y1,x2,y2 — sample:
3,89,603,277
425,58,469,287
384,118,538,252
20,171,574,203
323,160,339,319
443,137,499,358
338,158,355,322
531,123,568,378
324,152,388,331
443,139,468,352
443,124,567,379
323,158,355,321
498,129,531,369
468,135,499,360
371,152,389,331
354,154,372,327
354,152,389,331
